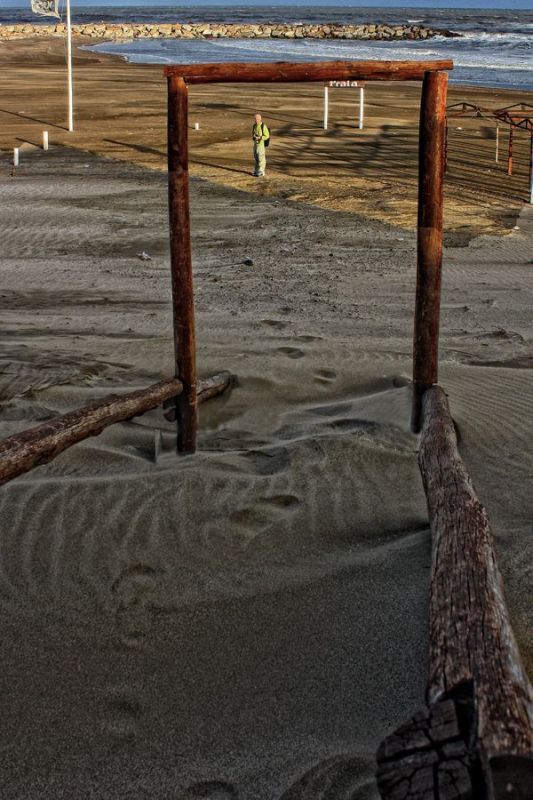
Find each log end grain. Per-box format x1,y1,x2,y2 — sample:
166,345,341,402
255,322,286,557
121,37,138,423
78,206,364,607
376,699,474,800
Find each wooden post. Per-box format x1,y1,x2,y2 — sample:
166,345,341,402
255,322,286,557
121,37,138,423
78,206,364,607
167,74,198,454
444,118,448,173
529,133,533,204
495,124,499,163
508,125,514,176
377,387,533,799
411,71,448,433
421,388,533,794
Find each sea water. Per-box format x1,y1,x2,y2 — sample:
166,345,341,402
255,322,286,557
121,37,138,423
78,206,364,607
2,5,533,90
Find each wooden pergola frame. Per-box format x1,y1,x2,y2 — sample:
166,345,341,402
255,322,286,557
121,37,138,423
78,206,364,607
163,59,533,799
164,59,452,452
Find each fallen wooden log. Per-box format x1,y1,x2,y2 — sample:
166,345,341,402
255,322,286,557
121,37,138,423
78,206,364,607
0,372,233,486
163,370,233,421
163,59,454,85
377,386,533,799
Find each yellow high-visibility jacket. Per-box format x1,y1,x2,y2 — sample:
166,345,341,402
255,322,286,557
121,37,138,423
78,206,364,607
253,122,269,143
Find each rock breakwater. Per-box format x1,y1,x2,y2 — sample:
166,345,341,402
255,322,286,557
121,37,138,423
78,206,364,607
0,21,457,42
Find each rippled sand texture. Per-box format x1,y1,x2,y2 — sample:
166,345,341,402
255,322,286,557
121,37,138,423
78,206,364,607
0,147,531,798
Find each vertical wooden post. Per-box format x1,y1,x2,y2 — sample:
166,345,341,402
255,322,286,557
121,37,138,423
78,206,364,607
167,75,197,453
444,118,448,173
411,71,448,433
495,124,499,163
508,124,514,176
529,132,533,204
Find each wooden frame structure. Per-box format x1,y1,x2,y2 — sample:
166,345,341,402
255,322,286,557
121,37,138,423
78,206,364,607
164,59,452,445
163,59,533,799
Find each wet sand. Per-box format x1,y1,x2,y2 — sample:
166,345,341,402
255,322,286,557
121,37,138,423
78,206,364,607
0,37,532,800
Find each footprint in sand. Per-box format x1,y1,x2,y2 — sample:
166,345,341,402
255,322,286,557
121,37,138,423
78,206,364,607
179,782,238,799
111,564,161,649
276,346,305,359
230,494,301,539
103,687,142,742
314,368,337,384
261,319,286,330
279,754,371,799
294,334,322,343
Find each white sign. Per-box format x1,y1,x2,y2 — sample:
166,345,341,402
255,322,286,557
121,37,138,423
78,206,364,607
323,83,366,130
328,80,365,88
31,0,60,18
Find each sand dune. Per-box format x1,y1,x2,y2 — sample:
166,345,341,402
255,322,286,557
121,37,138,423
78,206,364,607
0,137,532,798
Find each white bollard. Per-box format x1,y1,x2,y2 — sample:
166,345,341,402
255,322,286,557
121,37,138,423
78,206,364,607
43,131,49,150
13,147,19,167
194,122,200,130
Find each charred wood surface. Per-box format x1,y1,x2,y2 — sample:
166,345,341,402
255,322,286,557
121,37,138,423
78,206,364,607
377,699,473,800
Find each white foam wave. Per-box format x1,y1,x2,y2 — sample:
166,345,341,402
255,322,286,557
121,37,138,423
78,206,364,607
86,27,533,90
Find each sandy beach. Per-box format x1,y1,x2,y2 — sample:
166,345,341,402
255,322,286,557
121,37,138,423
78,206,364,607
0,37,532,799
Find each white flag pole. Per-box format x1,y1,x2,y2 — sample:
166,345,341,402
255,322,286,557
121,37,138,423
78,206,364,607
66,0,73,132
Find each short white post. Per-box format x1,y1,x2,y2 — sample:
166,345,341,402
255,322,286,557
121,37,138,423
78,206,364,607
43,131,49,150
358,86,365,130
13,147,19,167
194,122,200,130
495,125,499,163
323,84,329,130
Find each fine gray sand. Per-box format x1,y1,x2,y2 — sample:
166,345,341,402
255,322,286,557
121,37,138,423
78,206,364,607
0,146,532,798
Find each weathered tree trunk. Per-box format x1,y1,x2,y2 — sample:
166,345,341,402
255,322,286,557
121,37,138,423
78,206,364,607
0,373,233,486
377,386,533,799
421,386,533,792
0,378,182,486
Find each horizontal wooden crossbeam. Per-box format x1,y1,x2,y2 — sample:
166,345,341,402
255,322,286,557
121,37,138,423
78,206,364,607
164,59,454,84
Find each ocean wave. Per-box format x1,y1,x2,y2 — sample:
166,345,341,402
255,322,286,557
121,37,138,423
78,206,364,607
80,7,533,91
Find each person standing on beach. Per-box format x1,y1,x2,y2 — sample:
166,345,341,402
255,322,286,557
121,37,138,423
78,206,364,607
252,113,269,177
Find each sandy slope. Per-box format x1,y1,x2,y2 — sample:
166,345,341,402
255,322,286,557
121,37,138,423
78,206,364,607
0,144,531,798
